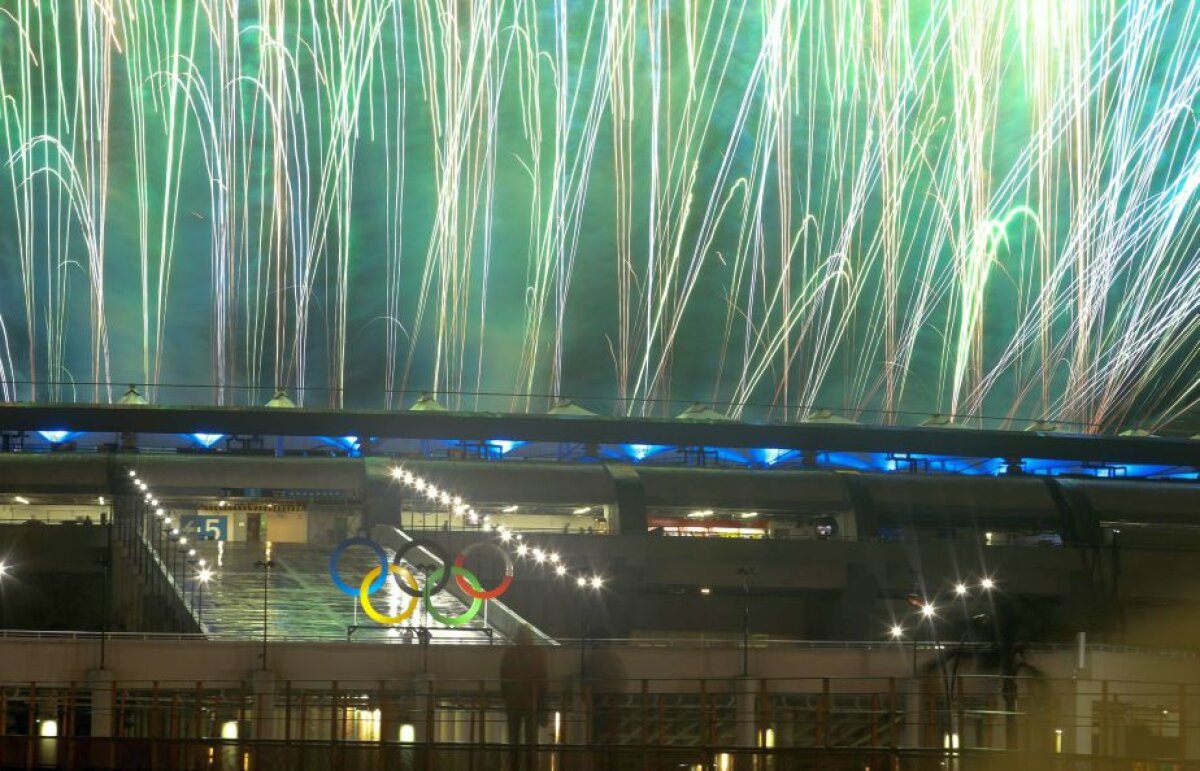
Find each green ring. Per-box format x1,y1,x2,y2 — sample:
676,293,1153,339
423,565,484,627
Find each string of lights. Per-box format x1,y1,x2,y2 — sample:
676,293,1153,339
389,465,606,593
124,468,213,612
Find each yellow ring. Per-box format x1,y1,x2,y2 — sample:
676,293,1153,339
359,564,420,624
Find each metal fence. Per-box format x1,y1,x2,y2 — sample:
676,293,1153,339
0,675,1193,762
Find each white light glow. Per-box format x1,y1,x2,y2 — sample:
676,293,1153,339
398,724,416,743
576,576,587,587
38,719,58,737
921,603,936,618
555,565,566,577
502,504,518,513
220,721,239,740
980,577,995,590
572,506,592,515
589,576,604,589
13,496,29,505
955,583,968,596
890,625,904,639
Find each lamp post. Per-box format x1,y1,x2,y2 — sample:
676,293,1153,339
96,555,111,669
0,560,9,630
254,558,274,669
736,566,757,677
196,567,212,632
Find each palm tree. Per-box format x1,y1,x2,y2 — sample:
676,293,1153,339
930,594,1057,749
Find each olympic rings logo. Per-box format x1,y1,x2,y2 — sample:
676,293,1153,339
329,536,514,627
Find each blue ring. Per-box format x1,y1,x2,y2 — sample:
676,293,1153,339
329,537,389,596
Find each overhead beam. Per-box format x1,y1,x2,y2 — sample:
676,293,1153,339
0,403,1196,467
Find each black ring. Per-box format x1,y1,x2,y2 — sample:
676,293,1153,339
391,538,451,598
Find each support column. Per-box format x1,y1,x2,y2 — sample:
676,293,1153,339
605,463,646,535
86,670,114,771
379,680,405,744
250,670,277,740
561,677,588,746
1071,679,1100,755
87,669,114,738
411,673,436,743
735,676,757,747
903,683,922,748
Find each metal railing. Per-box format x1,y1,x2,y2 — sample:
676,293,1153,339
1,629,1199,660
0,674,1193,762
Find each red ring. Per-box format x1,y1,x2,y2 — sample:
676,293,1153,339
454,541,514,600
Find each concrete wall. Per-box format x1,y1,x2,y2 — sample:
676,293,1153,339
0,523,109,630
265,511,308,543
1,636,1196,690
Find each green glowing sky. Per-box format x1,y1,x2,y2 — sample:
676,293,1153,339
0,1,1196,431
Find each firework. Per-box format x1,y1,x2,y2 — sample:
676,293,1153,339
0,1,1195,432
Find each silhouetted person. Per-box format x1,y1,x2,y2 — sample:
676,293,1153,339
501,626,548,771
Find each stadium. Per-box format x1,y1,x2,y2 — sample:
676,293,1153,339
0,1,1198,769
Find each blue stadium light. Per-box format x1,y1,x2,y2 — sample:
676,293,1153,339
318,436,361,455
625,444,669,461
822,452,882,471
757,448,793,466
37,430,73,444
190,433,224,448
488,439,524,455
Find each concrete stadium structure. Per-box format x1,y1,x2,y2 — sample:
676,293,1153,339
0,403,1197,768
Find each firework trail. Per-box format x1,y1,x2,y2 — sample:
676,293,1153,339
0,0,1195,432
